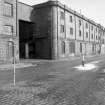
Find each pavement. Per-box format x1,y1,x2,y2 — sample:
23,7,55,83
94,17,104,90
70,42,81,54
0,63,36,70
20,54,99,63
0,54,102,70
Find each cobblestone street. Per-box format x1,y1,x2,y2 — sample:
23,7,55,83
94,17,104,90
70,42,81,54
0,55,105,105
0,69,105,105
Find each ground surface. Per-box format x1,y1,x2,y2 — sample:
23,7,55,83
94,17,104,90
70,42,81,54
0,55,105,105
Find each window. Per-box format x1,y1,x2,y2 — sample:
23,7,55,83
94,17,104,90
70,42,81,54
91,34,93,39
70,27,73,35
92,44,94,53
79,30,82,36
102,39,104,44
60,25,65,33
86,23,88,28
96,28,97,32
98,36,100,40
69,42,75,53
61,41,65,54
91,26,93,30
96,36,97,40
60,11,65,20
4,25,13,35
70,16,73,23
4,2,13,17
8,41,14,58
86,32,88,38
80,43,82,53
79,20,81,27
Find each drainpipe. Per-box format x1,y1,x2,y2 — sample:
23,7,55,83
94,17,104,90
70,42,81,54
64,5,66,57
74,13,76,55
57,0,59,59
82,18,85,54
16,0,18,61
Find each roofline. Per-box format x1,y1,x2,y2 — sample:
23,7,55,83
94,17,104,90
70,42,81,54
18,1,33,8
33,1,104,28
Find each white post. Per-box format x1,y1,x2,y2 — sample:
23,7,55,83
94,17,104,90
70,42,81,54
13,53,16,86
12,41,16,86
82,54,85,67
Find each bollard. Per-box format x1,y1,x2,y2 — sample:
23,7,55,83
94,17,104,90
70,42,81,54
82,54,85,67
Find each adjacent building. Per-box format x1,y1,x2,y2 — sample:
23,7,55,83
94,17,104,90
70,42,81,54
0,0,105,63
0,0,19,63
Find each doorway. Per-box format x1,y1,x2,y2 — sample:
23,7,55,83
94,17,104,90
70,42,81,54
19,20,35,59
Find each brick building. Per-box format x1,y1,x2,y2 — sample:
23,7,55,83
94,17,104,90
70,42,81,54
0,0,19,63
0,0,105,63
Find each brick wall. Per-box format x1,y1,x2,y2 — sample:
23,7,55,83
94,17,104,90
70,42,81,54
0,0,19,63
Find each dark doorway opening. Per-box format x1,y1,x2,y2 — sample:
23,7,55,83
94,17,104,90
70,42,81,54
19,20,35,59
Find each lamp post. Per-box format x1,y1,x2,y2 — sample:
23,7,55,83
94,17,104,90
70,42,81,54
13,44,16,86
9,39,16,86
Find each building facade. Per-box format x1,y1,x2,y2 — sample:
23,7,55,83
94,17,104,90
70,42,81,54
0,0,105,63
32,1,105,60
0,0,19,63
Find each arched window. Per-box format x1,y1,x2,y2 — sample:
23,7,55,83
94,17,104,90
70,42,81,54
80,43,82,53
69,42,75,53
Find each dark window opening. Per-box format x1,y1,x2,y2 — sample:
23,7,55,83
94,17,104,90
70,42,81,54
61,41,65,54
80,43,82,53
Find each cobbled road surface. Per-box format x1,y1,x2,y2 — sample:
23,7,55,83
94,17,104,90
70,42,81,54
0,55,105,105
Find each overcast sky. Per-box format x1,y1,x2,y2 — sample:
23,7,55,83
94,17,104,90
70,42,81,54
19,0,105,27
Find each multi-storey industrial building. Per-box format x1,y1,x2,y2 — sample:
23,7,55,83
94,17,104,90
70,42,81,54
0,0,105,63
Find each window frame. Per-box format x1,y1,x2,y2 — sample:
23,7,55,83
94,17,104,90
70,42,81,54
70,15,73,23
96,28,97,32
70,27,73,35
96,35,97,40
79,20,81,27
61,41,65,54
4,25,13,35
80,43,82,53
91,34,93,39
3,2,13,17
91,25,93,31
8,41,14,58
60,25,65,33
86,23,88,29
86,32,88,38
60,11,65,20
79,30,82,36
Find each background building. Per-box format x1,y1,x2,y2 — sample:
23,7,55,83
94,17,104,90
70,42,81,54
31,1,105,59
0,0,19,63
0,0,105,63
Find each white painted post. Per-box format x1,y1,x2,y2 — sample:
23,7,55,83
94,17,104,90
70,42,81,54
13,52,16,86
12,41,16,86
82,54,85,67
